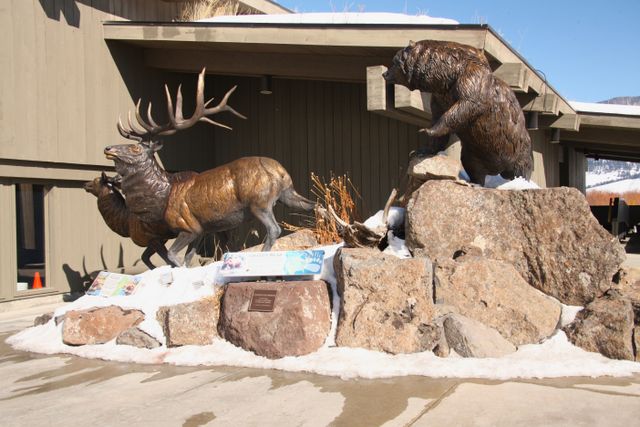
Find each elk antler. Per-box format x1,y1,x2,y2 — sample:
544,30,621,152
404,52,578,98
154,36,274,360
117,68,247,142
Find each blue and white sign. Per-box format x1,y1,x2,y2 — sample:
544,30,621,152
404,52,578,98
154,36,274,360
220,250,325,278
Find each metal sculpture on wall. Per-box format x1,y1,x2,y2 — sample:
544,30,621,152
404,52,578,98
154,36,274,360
383,40,534,185
104,69,315,267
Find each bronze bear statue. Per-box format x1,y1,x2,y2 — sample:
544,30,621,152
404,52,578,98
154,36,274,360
384,40,533,185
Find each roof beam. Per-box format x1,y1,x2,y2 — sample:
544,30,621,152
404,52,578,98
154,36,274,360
539,114,581,131
366,65,429,127
579,114,640,130
483,31,572,115
145,48,389,82
493,63,528,92
523,93,560,115
104,23,487,51
562,127,640,147
393,85,432,121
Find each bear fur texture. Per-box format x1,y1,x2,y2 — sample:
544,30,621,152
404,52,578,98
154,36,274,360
383,40,533,185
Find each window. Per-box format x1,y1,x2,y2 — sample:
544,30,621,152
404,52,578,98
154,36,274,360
15,184,46,291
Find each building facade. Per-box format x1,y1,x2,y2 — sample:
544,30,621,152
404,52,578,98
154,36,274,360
4,1,636,303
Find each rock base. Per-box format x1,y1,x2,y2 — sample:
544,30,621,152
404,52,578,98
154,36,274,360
218,281,331,359
157,291,224,347
62,306,145,346
333,248,438,354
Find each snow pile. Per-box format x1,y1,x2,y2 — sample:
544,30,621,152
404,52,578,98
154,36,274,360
7,205,640,380
198,12,458,26
458,169,540,190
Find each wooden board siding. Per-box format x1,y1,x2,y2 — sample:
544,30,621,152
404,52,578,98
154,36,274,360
531,129,561,188
46,185,147,292
155,74,424,221
0,0,181,167
0,184,18,300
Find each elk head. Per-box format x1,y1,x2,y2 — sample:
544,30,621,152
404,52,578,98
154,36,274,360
84,171,119,196
105,67,246,168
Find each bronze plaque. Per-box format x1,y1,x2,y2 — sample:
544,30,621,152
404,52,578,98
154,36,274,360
249,289,278,312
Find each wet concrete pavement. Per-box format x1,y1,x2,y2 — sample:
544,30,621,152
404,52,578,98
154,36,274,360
2,293,640,426
1,325,640,426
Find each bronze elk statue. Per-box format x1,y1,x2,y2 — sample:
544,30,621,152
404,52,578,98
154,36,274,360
84,171,203,269
104,69,315,267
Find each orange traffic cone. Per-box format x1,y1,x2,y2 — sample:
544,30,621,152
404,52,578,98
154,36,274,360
32,272,43,289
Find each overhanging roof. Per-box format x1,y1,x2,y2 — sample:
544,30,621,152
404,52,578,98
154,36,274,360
102,19,575,121
562,102,640,161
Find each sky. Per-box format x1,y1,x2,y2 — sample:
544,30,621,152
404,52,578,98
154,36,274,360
278,0,640,103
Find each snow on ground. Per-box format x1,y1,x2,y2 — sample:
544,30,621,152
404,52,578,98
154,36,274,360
8,240,640,380
587,177,640,194
198,12,458,26
7,186,640,380
586,170,636,188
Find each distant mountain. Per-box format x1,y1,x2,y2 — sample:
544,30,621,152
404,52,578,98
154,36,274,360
587,159,640,188
598,96,640,106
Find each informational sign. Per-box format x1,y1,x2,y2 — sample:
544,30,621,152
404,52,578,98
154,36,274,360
86,271,142,297
220,250,325,278
248,289,278,312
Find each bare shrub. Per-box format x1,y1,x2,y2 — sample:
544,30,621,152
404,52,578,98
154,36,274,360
178,0,255,21
586,190,640,206
283,173,361,244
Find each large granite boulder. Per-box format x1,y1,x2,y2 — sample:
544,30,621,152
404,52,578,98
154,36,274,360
333,248,438,354
612,267,640,319
218,281,331,359
157,291,224,347
434,257,561,346
62,306,145,346
406,181,625,305
563,290,636,360
442,313,516,358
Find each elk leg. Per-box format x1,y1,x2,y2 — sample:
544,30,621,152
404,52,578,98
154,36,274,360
183,235,204,267
150,240,174,268
251,206,281,251
140,246,157,270
167,232,199,267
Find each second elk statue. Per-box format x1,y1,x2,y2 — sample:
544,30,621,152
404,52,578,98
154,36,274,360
105,69,315,267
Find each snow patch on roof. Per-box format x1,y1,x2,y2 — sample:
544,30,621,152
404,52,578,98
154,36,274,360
570,101,640,117
198,12,459,26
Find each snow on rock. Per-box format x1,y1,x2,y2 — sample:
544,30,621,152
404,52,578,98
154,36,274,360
458,168,540,189
363,207,405,229
560,304,584,328
485,175,541,190
383,231,412,259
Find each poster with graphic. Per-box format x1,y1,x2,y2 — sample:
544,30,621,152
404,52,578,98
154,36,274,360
220,250,325,278
86,271,142,297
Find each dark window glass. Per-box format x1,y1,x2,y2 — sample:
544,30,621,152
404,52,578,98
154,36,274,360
16,184,46,290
